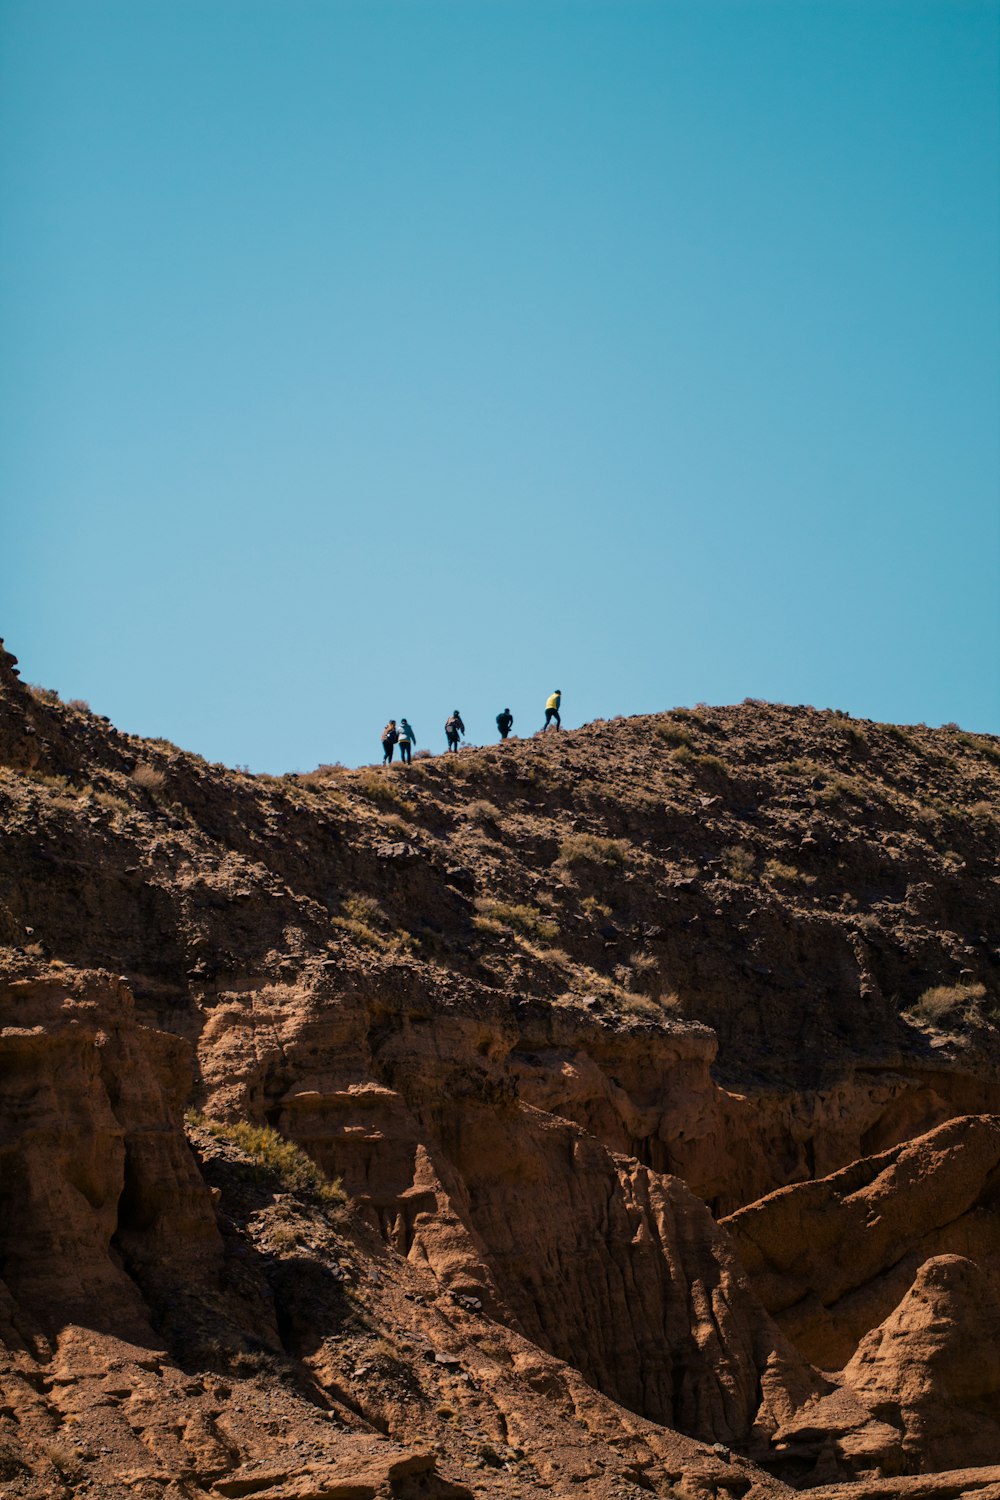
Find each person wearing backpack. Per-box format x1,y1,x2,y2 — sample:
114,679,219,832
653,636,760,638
381,720,398,764
397,719,416,765
496,707,513,741
542,690,562,731
445,711,465,752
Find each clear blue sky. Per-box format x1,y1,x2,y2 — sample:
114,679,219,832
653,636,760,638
3,0,998,769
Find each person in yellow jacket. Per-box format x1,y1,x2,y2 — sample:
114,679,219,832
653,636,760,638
542,689,561,731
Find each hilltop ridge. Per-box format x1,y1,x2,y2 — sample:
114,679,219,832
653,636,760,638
2,636,1000,1498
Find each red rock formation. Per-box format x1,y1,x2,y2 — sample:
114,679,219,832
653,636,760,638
3,638,1000,1494
724,1116,1000,1370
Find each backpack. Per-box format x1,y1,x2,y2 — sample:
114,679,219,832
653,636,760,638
446,716,461,735
383,724,398,743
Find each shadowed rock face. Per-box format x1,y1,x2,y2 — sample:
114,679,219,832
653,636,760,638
2,636,1000,1496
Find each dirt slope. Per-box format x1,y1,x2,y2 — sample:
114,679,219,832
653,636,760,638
2,636,999,1497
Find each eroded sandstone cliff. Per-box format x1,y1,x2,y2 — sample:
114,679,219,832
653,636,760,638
1,637,999,1498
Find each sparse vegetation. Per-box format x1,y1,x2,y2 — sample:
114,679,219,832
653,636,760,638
656,723,694,749
93,789,130,814
300,763,348,788
816,771,863,805
332,894,414,954
23,770,75,795
958,733,1000,768
44,1442,83,1480
558,833,627,868
474,899,558,943
354,770,416,813
907,982,990,1029
131,763,167,796
722,845,755,883
187,1113,345,1204
672,707,707,727
580,895,612,921
763,858,815,887
467,799,502,826
693,752,726,773
27,684,61,705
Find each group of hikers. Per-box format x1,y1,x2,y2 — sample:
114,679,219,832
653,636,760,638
381,691,561,765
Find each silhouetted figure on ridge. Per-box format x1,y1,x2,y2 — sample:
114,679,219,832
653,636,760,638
542,690,561,731
397,718,416,765
496,707,513,740
445,711,465,752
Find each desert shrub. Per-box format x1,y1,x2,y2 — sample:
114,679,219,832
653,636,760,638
27,684,61,705
299,763,348,787
816,771,863,805
44,1443,83,1480
763,858,815,887
380,812,414,836
93,789,129,814
534,945,573,970
467,799,502,825
908,982,988,1028
474,899,558,943
412,749,433,761
672,707,706,727
958,733,1000,768
190,1114,344,1204
332,894,414,954
131,763,166,795
692,752,726,773
722,845,755,882
656,723,694,749
559,833,627,868
580,895,612,921
146,736,182,754
24,770,72,794
968,801,998,824
354,770,414,812
66,698,90,713
630,950,658,975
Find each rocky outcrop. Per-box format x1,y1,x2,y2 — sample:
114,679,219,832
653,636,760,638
723,1116,1000,1370
844,1255,1000,1472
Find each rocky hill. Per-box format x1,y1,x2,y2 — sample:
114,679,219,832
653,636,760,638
2,636,999,1500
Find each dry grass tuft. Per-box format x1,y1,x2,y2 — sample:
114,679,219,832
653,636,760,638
188,1113,345,1204
722,846,755,883
907,982,989,1029
131,763,166,795
474,899,558,943
559,833,627,868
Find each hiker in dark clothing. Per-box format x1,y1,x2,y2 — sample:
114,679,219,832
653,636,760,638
445,711,465,752
382,720,398,764
496,708,513,740
397,719,415,765
542,690,562,730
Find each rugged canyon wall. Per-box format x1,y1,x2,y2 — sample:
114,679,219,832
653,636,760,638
2,636,1000,1498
